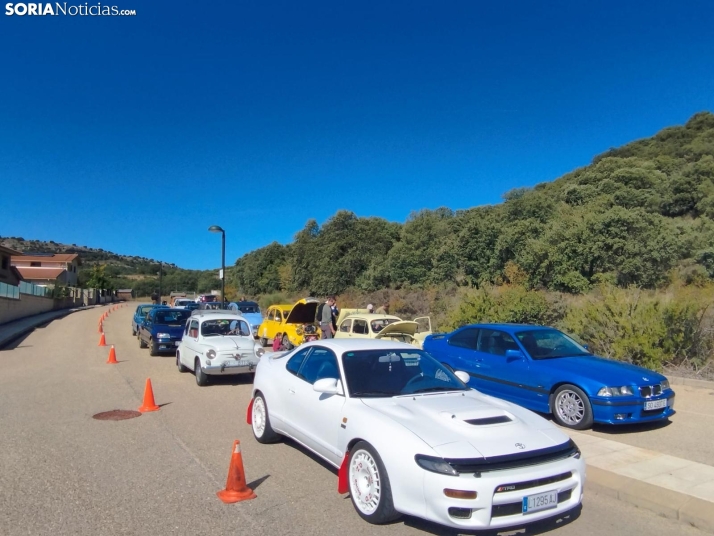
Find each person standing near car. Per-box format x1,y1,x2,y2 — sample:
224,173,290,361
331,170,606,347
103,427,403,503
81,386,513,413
331,297,339,332
376,301,389,314
318,296,336,339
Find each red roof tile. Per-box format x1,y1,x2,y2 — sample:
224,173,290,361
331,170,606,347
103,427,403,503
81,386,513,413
15,266,66,280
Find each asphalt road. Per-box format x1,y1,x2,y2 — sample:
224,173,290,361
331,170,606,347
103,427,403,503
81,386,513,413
0,307,707,536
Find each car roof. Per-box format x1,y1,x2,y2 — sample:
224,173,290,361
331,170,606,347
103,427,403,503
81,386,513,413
343,313,402,321
235,300,259,306
461,323,552,333
295,338,418,352
191,311,246,320
268,304,293,309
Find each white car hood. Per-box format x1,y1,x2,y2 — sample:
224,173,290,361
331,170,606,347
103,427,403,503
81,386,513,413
361,391,569,459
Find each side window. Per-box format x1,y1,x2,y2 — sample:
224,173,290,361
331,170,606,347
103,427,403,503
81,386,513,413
189,320,199,338
286,347,312,376
352,319,368,335
267,309,275,321
275,310,282,322
299,347,339,384
448,328,479,350
478,329,518,356
339,319,352,333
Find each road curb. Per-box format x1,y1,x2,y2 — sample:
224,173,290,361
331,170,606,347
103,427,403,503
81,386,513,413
0,305,101,349
587,465,714,533
668,375,714,390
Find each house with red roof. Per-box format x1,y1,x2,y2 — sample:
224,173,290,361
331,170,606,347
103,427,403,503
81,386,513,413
11,253,81,287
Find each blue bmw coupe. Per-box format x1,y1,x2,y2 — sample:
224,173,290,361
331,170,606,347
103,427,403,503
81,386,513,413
423,324,675,429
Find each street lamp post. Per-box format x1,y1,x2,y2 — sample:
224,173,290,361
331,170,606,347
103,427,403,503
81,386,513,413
208,225,225,305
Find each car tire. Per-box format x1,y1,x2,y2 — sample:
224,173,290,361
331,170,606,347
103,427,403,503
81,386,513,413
139,335,148,349
251,392,280,444
195,358,208,386
551,384,594,430
132,326,136,336
176,351,188,373
259,337,268,347
348,441,400,524
149,339,158,356
282,334,292,350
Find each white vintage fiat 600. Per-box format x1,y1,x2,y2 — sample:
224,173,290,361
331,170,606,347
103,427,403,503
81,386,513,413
176,311,265,386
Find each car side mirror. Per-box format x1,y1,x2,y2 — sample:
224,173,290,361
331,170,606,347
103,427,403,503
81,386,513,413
505,349,525,361
313,378,344,396
454,370,470,384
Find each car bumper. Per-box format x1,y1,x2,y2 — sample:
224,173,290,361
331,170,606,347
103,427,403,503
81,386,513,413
418,454,585,529
154,339,182,353
203,360,258,376
591,392,675,424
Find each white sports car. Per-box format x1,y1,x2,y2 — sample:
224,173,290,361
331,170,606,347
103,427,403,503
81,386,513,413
248,339,585,529
177,311,265,386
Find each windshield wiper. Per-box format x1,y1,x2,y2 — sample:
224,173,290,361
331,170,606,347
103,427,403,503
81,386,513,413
409,387,464,394
351,390,395,398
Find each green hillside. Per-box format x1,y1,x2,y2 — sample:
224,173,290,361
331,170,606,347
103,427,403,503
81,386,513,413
234,112,714,296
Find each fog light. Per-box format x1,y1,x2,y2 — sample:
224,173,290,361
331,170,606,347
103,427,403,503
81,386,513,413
448,507,472,519
444,489,477,499
614,413,626,420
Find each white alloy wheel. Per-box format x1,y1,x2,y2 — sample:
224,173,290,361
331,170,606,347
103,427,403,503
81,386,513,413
349,449,382,515
251,393,280,443
252,396,267,438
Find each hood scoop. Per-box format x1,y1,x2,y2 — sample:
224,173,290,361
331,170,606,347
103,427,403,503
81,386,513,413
464,415,512,426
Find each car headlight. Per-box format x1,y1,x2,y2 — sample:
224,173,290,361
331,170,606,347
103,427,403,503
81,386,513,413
206,349,216,359
660,379,670,390
597,386,634,397
415,454,459,476
157,333,171,339
255,347,265,358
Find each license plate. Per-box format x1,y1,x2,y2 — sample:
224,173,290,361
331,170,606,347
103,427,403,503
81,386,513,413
227,360,249,367
522,490,559,514
644,399,667,410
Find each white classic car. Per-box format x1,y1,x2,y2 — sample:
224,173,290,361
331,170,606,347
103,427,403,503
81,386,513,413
334,310,432,349
248,339,584,530
177,311,265,386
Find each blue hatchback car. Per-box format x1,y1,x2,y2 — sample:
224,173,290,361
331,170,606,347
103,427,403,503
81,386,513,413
423,324,675,430
138,308,192,356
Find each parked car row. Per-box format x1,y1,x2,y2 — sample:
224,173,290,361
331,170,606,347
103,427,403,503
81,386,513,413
128,294,676,531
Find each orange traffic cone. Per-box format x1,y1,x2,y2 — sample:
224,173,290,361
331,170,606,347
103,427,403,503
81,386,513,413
107,345,118,364
98,322,103,333
98,333,107,347
217,440,257,503
138,378,160,412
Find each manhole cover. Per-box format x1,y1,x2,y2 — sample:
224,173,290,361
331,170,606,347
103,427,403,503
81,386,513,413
92,410,142,421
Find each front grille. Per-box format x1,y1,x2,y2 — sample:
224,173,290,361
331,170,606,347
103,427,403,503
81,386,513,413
639,384,662,398
445,440,579,475
492,489,573,518
494,472,572,493
464,416,512,425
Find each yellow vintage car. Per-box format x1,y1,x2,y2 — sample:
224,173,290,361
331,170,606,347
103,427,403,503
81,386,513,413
333,309,432,349
258,297,321,348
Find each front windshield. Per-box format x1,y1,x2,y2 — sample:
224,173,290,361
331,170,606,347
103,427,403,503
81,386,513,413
342,349,469,398
370,318,400,333
154,310,191,325
515,329,590,359
201,319,251,337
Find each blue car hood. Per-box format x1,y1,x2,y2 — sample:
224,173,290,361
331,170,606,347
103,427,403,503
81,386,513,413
539,355,665,386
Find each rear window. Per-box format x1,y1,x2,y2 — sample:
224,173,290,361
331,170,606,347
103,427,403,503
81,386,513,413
139,305,154,315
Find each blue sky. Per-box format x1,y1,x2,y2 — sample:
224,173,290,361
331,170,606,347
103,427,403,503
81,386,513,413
1,0,713,270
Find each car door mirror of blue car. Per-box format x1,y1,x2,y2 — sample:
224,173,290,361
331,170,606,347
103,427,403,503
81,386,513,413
505,349,525,361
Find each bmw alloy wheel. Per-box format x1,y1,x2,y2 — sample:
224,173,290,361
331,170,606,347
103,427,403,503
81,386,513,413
555,389,585,426
349,449,382,515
